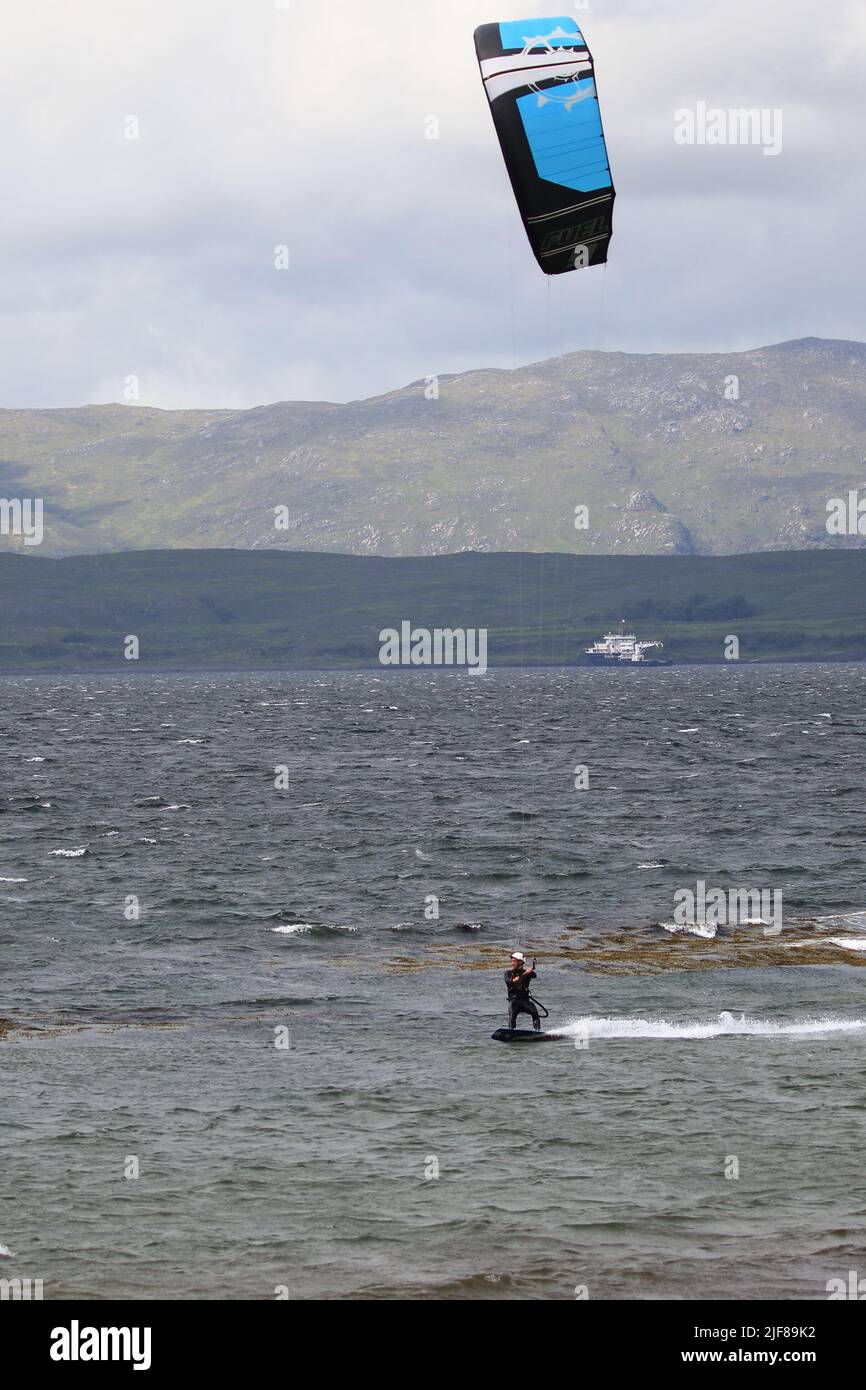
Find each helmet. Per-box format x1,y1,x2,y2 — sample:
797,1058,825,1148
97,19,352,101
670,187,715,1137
511,951,525,962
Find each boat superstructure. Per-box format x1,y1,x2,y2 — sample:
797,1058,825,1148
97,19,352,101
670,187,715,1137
585,620,670,666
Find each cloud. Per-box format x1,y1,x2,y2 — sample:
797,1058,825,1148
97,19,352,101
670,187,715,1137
0,0,864,408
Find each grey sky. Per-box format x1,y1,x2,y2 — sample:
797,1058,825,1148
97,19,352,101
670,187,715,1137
1,0,864,409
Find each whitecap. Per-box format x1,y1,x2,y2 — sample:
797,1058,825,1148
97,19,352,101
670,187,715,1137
815,910,866,928
50,848,87,858
787,937,866,953
270,923,357,935
661,921,717,939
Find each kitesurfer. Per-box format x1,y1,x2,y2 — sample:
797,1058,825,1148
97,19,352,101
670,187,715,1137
505,951,541,1031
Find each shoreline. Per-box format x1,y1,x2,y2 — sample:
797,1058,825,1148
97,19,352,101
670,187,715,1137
1,656,865,677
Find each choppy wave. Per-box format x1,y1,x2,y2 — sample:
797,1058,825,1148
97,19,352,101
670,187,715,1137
787,937,866,953
270,922,358,936
814,910,866,928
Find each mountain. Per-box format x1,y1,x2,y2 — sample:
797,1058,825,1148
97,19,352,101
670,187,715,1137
2,549,865,670
1,338,865,559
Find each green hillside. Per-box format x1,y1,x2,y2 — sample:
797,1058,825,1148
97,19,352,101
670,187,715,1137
1,549,865,671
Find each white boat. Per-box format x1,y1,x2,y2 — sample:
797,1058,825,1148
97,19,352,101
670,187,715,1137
585,620,671,666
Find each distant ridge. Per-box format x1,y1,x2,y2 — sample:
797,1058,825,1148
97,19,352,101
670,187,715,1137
1,338,864,560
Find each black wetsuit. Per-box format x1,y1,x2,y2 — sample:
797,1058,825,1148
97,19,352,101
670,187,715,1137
505,966,540,1030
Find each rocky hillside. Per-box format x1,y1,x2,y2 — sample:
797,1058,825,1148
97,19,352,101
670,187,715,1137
1,338,864,558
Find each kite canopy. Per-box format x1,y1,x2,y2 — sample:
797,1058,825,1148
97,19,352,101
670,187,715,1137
474,16,614,275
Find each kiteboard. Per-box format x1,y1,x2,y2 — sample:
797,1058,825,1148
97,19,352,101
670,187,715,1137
491,1027,565,1043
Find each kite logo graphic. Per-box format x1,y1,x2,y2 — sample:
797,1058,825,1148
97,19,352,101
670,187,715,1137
520,27,593,109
